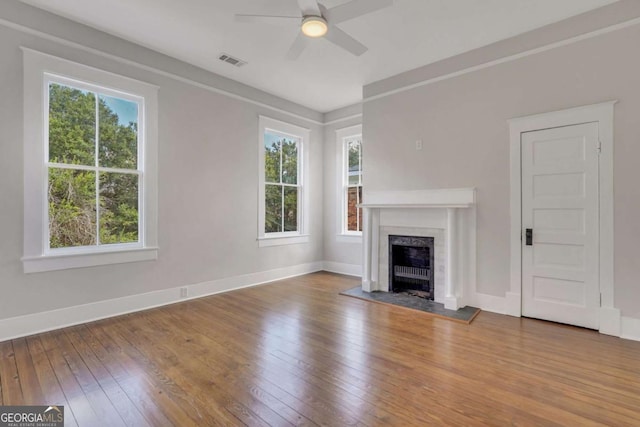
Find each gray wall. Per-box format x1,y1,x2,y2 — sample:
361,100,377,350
0,5,324,320
362,22,640,318
323,113,363,269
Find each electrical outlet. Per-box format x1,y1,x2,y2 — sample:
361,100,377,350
415,139,423,150
180,287,188,298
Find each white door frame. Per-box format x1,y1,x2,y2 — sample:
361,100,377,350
507,101,620,336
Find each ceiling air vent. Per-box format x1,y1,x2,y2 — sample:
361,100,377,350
218,53,247,67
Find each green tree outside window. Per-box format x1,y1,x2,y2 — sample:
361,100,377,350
48,83,140,248
264,132,300,233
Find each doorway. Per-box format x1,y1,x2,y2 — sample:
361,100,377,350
508,102,616,332
521,123,600,329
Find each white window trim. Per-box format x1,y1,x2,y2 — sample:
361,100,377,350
258,116,310,247
22,48,159,273
336,124,363,242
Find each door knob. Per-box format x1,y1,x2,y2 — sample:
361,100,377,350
525,228,533,246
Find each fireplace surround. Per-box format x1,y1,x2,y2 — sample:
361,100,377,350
360,188,476,310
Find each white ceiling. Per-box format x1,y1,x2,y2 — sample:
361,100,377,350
21,0,617,112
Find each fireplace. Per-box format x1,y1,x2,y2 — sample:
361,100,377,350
389,235,435,299
360,188,476,310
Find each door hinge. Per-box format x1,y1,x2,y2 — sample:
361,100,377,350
597,139,602,154
600,293,602,306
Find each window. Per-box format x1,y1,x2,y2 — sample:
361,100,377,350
265,132,300,233
47,80,141,248
258,116,310,246
336,125,363,239
344,136,363,232
23,49,158,273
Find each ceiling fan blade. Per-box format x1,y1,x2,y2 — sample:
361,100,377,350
324,0,393,24
286,33,310,60
235,14,300,24
297,0,321,16
325,26,367,56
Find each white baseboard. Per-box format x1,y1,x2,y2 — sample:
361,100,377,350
503,292,523,317
4,261,638,343
0,261,323,342
470,292,506,315
468,291,640,342
322,261,362,277
621,316,640,342
599,307,621,336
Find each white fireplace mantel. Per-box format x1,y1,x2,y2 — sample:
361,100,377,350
360,188,476,209
360,188,476,311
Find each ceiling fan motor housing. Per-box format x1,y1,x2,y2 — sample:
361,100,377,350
301,15,328,37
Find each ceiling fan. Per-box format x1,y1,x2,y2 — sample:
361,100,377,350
235,0,393,59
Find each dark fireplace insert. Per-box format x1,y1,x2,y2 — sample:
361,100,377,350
389,235,435,300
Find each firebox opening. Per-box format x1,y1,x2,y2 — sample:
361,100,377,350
389,235,434,300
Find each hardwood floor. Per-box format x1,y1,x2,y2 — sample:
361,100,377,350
1,272,640,426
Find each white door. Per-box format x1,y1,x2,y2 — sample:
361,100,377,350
521,122,600,329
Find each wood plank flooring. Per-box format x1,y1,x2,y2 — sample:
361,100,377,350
1,271,640,426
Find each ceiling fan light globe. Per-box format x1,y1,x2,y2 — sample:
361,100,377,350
301,16,328,37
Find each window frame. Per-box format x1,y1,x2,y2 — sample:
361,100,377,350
45,75,144,253
258,116,310,247
336,125,363,242
22,48,159,273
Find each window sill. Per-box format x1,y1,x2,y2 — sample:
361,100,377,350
22,247,158,273
337,234,363,244
258,234,310,247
